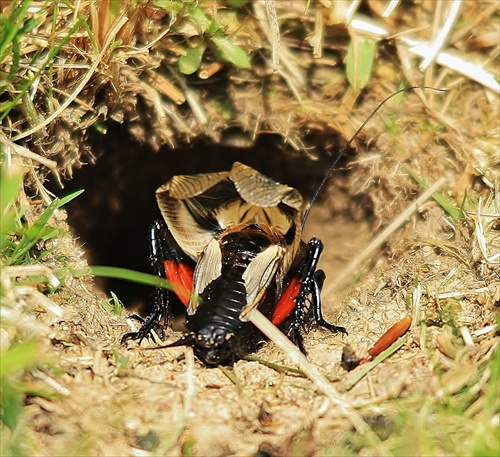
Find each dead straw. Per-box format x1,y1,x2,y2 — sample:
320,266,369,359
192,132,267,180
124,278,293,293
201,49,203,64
248,308,379,442
323,176,447,295
11,15,129,142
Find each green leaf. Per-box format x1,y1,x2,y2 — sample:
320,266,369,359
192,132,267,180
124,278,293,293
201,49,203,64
211,35,251,69
0,381,23,430
6,189,84,265
346,35,377,91
187,5,211,33
405,167,463,222
0,165,24,252
153,0,184,15
227,0,249,7
178,44,206,75
0,340,39,377
0,340,39,431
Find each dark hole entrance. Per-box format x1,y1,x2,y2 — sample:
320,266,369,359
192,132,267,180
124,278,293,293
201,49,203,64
49,122,359,311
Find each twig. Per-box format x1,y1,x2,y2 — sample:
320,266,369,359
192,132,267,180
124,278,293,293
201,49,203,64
323,177,446,295
247,308,378,440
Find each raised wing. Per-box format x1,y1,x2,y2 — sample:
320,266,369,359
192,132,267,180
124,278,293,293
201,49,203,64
156,162,305,315
156,162,304,259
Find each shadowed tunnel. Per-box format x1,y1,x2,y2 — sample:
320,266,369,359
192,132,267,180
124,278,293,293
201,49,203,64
50,122,352,311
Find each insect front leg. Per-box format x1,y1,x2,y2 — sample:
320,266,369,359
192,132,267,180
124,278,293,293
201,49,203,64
121,220,180,344
285,237,347,353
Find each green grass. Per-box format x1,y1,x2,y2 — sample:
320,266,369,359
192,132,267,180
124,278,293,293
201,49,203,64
405,166,464,222
0,159,178,456
0,2,85,123
4,150,496,457
99,291,124,316
0,1,41,90
0,340,42,457
323,338,499,457
1,3,497,456
0,160,79,455
346,35,377,91
3,189,84,267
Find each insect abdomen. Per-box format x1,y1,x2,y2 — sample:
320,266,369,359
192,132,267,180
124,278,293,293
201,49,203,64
187,266,247,333
185,227,279,364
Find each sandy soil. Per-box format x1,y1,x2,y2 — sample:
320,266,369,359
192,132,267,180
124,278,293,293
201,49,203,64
22,172,498,456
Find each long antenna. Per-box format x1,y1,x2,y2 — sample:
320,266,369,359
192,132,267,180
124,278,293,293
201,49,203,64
301,86,446,226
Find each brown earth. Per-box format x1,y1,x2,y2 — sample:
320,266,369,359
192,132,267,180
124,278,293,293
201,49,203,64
2,2,498,455
22,154,498,456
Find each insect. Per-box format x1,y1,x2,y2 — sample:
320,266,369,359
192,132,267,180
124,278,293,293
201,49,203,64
122,162,346,365
122,87,439,366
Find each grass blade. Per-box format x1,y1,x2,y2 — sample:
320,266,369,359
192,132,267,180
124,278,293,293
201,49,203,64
346,335,409,390
6,189,85,265
405,167,463,222
87,265,173,290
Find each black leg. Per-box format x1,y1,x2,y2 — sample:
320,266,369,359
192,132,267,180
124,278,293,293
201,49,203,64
284,237,347,353
121,220,180,344
311,270,347,335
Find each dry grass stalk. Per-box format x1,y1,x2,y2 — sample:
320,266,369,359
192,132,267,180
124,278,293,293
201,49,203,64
323,176,446,295
248,308,379,442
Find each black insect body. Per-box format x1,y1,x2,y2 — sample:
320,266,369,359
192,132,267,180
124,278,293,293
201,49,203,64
122,162,346,365
121,87,441,366
170,224,284,365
